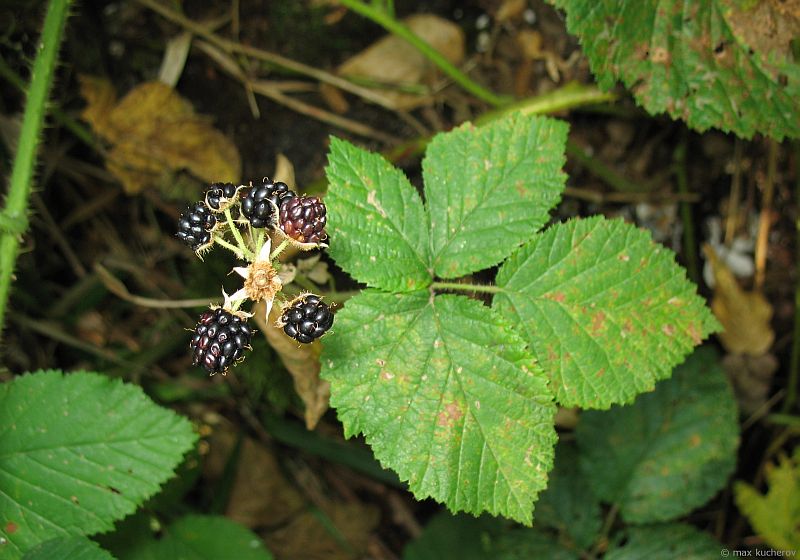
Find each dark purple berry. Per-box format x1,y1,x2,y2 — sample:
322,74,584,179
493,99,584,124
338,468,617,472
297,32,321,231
281,295,333,343
279,196,327,243
190,308,253,374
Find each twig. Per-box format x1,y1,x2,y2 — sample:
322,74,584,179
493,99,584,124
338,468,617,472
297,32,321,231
194,39,400,144
95,263,217,309
725,139,743,246
754,140,777,291
674,136,699,284
337,0,511,107
0,0,72,340
567,140,650,194
136,0,407,112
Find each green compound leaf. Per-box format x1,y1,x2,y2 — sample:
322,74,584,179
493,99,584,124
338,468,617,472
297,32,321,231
734,448,800,552
403,511,579,560
535,442,601,550
0,370,197,558
494,216,719,409
325,137,432,292
576,347,739,523
321,290,557,525
23,536,115,560
423,113,568,278
117,516,273,560
548,0,800,140
604,524,722,560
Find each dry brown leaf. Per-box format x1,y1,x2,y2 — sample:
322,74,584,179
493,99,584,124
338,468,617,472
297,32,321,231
336,14,464,110
79,77,241,194
264,502,380,560
723,352,778,414
226,438,306,529
253,300,330,429
496,0,527,23
705,244,774,355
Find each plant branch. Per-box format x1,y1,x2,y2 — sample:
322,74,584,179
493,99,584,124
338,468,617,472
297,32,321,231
754,139,777,291
95,264,216,309
224,208,253,260
337,0,511,107
784,140,800,414
0,0,72,338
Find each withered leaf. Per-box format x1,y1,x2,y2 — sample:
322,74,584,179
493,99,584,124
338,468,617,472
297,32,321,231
79,77,241,194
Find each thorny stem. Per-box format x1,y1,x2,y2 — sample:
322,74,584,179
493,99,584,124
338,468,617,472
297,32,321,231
270,238,291,261
213,236,245,259
430,281,505,294
224,208,254,261
337,0,511,107
0,0,72,340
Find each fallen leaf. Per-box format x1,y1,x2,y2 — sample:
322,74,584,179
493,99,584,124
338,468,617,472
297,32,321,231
705,244,774,355
722,352,778,414
253,300,330,429
79,77,241,194
226,438,306,529
336,14,464,110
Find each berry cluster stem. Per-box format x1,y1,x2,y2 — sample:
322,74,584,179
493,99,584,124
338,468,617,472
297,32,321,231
224,207,254,261
270,238,291,260
214,236,246,259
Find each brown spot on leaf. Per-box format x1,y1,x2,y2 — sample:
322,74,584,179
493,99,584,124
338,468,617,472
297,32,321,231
437,401,464,428
5,522,17,534
689,434,702,447
591,311,606,335
662,324,676,337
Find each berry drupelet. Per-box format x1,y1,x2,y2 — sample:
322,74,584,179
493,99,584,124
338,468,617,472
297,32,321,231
241,178,296,228
279,196,327,244
190,308,253,374
177,201,217,251
204,182,238,211
281,295,334,344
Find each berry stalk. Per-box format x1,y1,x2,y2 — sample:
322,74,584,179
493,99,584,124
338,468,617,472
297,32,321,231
0,0,73,338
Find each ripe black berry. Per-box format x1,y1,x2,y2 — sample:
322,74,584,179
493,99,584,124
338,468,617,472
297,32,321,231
204,182,238,211
279,196,327,244
190,308,253,374
281,295,333,344
241,178,296,228
177,201,217,251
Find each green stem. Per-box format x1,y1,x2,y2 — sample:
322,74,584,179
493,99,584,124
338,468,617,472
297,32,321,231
224,208,253,260
270,238,291,261
431,281,505,294
337,0,511,107
0,0,73,339
213,236,246,259
674,137,699,284
566,140,647,194
475,82,617,125
784,140,800,414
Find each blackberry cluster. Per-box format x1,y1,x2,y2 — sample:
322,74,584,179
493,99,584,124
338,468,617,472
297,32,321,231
205,182,238,211
241,178,296,228
281,295,334,344
176,202,217,251
279,196,327,244
190,308,253,374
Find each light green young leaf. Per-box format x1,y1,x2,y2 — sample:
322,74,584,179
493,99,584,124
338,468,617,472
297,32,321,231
321,291,557,525
116,516,273,560
325,137,432,292
734,449,800,552
0,370,197,558
23,536,115,560
548,0,800,140
576,347,739,523
535,442,601,550
494,216,719,408
604,524,722,560
423,113,567,278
